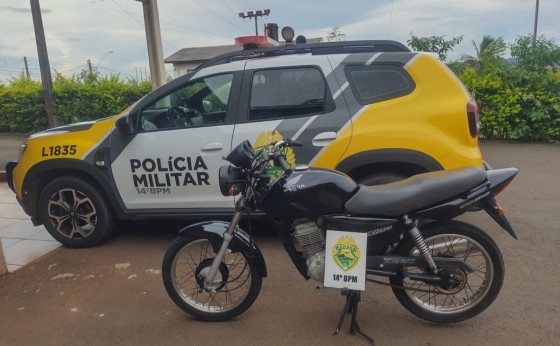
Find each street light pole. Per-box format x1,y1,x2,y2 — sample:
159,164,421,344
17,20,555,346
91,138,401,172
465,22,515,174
135,0,165,89
96,50,114,70
239,9,270,36
30,0,59,128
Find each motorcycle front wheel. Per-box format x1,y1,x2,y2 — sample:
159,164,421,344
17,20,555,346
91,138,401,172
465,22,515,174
389,221,505,323
162,236,262,321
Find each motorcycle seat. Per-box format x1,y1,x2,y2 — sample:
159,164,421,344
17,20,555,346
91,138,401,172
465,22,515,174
345,166,486,216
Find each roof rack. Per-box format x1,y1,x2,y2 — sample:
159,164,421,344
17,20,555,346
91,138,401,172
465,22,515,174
195,40,410,70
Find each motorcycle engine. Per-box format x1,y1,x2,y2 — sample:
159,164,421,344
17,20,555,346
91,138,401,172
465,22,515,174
293,219,325,282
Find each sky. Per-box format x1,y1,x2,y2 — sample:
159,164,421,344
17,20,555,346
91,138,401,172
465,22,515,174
0,0,559,83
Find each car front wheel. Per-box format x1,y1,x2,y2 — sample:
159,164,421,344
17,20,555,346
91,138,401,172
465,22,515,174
38,176,115,248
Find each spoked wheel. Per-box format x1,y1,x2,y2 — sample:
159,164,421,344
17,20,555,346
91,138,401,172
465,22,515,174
390,221,504,323
162,237,262,321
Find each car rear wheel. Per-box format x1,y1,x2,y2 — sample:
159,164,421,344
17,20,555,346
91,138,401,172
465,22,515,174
38,176,115,248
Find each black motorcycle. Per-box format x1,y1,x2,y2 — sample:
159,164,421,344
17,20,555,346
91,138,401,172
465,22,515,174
162,139,517,342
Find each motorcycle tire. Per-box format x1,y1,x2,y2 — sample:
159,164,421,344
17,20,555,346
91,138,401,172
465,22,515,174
162,235,262,321
389,220,505,323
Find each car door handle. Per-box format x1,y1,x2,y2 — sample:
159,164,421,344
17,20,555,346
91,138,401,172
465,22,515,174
200,142,223,155
312,132,337,146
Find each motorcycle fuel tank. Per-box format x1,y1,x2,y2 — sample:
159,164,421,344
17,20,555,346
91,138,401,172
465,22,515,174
260,167,358,221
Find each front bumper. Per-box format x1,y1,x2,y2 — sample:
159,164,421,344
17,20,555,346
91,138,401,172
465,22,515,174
5,161,17,193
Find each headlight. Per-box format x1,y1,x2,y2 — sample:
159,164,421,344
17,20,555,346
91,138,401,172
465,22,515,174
218,165,245,196
17,143,28,161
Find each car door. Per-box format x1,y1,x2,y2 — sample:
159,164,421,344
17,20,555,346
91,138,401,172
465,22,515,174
110,71,241,210
232,55,352,168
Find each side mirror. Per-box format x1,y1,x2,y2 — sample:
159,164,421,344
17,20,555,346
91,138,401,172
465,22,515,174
115,115,134,134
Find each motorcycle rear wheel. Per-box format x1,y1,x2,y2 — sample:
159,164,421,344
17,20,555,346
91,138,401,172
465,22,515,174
389,221,504,323
162,236,262,321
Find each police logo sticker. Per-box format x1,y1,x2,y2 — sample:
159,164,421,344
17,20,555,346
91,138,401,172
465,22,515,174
332,236,360,271
324,230,367,291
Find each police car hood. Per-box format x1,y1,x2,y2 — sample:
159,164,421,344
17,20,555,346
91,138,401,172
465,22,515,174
30,116,115,139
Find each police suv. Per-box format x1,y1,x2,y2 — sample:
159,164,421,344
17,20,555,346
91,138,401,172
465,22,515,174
6,40,483,247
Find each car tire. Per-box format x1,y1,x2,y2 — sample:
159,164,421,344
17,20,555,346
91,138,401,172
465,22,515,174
357,172,407,186
38,176,115,248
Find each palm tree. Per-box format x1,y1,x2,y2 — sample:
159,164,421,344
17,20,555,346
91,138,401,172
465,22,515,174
470,35,506,70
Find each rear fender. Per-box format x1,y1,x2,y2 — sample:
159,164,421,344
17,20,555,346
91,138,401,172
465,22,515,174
486,167,518,194
178,221,267,277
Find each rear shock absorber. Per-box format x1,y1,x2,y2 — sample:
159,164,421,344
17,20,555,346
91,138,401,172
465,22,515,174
403,215,438,273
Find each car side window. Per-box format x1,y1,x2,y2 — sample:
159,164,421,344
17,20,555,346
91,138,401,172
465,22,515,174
345,65,415,105
139,73,233,131
249,67,327,121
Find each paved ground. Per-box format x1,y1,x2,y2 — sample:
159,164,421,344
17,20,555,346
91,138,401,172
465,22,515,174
0,132,29,181
0,141,559,345
0,132,27,181
0,182,59,272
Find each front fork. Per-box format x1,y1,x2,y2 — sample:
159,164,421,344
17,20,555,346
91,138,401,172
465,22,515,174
403,214,438,273
203,196,245,289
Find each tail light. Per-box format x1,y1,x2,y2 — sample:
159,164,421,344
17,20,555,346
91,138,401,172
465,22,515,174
467,100,480,138
491,177,514,197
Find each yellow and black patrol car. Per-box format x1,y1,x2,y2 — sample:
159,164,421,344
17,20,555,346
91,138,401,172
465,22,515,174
6,40,483,247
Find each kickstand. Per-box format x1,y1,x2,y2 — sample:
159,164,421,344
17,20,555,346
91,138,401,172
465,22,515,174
334,289,374,344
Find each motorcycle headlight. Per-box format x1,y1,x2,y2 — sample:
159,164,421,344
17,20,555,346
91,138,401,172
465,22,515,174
218,165,245,196
225,140,255,169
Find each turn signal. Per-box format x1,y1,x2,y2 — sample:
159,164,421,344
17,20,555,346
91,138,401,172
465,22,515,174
497,205,504,216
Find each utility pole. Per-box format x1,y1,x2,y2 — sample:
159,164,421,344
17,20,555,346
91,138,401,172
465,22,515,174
23,56,30,79
135,0,165,89
239,9,270,36
87,59,93,74
533,0,540,46
30,0,59,128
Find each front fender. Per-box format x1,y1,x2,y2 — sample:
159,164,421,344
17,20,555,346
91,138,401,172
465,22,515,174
178,221,267,277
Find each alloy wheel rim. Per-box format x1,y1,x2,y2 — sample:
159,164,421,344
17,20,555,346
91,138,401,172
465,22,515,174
47,188,97,239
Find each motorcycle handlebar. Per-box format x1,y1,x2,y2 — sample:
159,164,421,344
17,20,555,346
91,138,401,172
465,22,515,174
270,138,301,174
273,139,303,150
286,139,303,147
273,151,292,174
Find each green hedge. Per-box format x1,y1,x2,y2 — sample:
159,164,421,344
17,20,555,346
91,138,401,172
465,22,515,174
0,72,151,132
0,77,47,132
456,67,560,140
1,64,559,141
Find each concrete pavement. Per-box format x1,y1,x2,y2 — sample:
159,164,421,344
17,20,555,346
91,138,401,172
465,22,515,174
0,182,59,272
0,132,60,274
0,132,28,182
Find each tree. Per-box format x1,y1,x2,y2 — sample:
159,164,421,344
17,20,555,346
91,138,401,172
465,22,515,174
469,35,506,71
407,32,463,61
327,27,346,42
510,34,560,72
